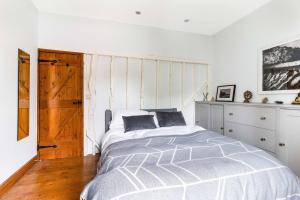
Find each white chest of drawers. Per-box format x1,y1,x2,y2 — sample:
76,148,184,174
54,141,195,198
223,105,276,153
195,101,300,177
224,105,276,130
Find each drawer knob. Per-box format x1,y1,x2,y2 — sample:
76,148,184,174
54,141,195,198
228,129,233,133
279,143,285,147
220,127,224,130
229,113,234,116
260,117,266,120
260,138,266,142
196,121,199,123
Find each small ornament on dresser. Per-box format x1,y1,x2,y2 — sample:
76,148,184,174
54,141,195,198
262,97,269,104
243,90,253,103
210,97,215,102
203,92,209,102
275,101,284,104
292,92,300,105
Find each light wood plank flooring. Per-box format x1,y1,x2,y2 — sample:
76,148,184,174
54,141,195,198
0,155,99,200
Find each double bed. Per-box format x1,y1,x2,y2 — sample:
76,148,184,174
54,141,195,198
81,109,300,200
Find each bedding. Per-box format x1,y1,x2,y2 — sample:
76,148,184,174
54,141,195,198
122,115,156,132
81,126,300,200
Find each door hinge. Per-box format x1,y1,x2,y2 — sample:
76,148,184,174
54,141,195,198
37,144,57,150
72,100,83,105
38,59,58,63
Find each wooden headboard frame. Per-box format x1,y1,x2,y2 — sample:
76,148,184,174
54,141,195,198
105,108,177,133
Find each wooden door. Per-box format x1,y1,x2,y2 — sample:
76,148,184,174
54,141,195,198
38,49,83,159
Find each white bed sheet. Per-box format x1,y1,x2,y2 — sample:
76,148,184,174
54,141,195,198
101,125,205,151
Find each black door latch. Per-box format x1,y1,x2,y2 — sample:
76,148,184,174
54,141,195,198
37,144,57,150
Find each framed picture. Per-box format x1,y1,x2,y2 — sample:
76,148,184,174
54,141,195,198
258,35,300,94
216,85,236,102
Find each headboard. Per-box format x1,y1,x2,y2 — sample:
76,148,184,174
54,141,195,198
105,108,177,133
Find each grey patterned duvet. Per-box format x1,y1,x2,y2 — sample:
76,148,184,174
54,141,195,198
81,130,300,200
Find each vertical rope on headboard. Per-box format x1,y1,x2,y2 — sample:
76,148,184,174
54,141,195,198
181,62,184,111
86,54,101,155
140,59,144,109
206,64,210,97
193,64,196,100
125,57,129,109
155,60,159,108
169,62,173,107
192,63,196,123
90,54,95,155
109,56,114,110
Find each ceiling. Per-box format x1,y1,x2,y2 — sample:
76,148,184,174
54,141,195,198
31,0,272,35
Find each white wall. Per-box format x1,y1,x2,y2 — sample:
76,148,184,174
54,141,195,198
0,0,38,184
213,0,300,103
38,13,213,63
38,13,213,154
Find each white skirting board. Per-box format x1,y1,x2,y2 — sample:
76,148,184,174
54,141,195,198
84,54,209,155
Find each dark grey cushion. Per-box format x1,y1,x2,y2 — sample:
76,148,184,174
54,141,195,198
156,111,186,127
122,115,157,132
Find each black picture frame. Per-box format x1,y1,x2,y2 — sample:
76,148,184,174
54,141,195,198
216,85,236,102
258,36,300,94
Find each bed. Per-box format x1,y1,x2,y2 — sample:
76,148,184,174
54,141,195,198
81,109,300,200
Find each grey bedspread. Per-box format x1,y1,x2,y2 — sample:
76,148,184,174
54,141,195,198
81,130,300,200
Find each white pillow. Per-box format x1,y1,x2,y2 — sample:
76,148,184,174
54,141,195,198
148,112,159,127
110,109,149,129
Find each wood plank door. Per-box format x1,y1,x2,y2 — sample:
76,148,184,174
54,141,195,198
38,49,83,160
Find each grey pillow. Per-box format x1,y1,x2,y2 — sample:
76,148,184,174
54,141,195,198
122,115,156,132
156,111,186,127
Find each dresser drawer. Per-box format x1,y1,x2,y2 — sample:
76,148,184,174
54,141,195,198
256,129,276,153
224,122,239,140
224,122,276,153
224,105,276,130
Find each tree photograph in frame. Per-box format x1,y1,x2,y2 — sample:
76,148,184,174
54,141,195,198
258,36,300,94
216,85,236,102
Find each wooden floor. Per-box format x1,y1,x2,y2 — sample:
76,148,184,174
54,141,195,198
0,155,99,200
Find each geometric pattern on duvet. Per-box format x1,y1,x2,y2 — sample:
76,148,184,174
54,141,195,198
81,130,300,200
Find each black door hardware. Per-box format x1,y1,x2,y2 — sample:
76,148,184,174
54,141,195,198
37,144,57,150
73,100,82,105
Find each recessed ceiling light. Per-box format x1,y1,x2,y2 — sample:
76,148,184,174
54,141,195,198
135,11,141,15
184,19,190,23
